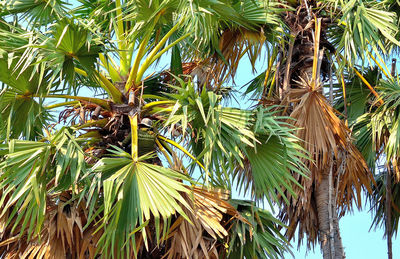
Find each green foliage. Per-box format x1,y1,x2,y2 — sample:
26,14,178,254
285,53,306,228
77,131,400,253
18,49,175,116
0,128,87,239
87,148,191,257
227,200,291,259
166,78,257,178
0,49,54,140
374,78,400,162
242,129,307,205
326,0,400,65
352,76,400,170
166,78,308,206
0,19,103,90
1,0,67,26
336,67,380,169
369,171,400,237
2,0,398,257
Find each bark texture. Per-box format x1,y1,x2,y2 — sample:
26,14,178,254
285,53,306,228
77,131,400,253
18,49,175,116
315,173,345,259
386,167,393,259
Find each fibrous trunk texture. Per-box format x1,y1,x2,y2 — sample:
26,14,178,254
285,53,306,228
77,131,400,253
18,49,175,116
386,168,393,259
315,173,345,259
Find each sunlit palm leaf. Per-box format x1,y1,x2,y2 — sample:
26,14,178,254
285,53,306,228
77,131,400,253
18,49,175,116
327,0,400,65
0,128,88,255
87,148,191,257
1,0,67,26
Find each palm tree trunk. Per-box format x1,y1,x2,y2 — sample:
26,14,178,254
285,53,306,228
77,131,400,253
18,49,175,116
315,172,345,259
279,3,347,258
386,61,396,259
386,168,392,259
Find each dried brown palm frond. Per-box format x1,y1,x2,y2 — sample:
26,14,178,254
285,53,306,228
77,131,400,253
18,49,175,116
336,147,374,215
278,84,373,247
0,191,102,259
164,187,242,259
182,61,212,90
282,86,349,170
391,158,400,182
1,187,242,259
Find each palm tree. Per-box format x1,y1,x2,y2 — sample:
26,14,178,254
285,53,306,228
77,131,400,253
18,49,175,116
240,1,399,258
1,0,399,258
0,0,307,258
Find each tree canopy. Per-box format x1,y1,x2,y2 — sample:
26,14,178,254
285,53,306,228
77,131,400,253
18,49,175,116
0,0,400,259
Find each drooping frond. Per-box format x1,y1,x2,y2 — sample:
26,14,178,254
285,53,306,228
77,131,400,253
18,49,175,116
368,170,400,238
278,85,373,246
227,199,291,259
165,187,239,259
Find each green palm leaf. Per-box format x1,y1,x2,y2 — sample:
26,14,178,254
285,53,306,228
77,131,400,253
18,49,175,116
87,148,192,256
227,199,291,259
1,0,67,26
0,128,88,241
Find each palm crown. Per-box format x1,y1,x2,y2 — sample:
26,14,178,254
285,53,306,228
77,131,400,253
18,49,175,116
0,0,400,259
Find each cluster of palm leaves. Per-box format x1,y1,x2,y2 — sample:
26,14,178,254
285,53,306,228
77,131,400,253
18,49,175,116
0,0,400,259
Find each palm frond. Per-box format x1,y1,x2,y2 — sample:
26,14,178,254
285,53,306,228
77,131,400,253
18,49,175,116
1,0,67,26
326,0,400,65
165,187,239,259
0,128,89,256
0,191,102,259
368,170,400,238
234,107,308,206
227,199,291,259
166,80,307,206
86,148,191,257
278,85,373,247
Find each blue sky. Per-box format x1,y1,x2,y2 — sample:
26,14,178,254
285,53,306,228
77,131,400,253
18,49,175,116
289,204,400,258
